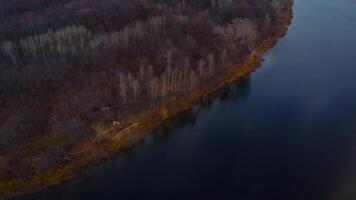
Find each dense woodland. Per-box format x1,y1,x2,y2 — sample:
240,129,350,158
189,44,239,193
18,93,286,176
0,0,289,179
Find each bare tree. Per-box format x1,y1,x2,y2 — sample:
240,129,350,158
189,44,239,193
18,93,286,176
220,49,228,67
208,53,216,78
213,18,258,52
198,59,206,78
132,79,140,102
119,73,128,104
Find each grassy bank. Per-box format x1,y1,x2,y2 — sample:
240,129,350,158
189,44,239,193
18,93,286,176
0,2,293,199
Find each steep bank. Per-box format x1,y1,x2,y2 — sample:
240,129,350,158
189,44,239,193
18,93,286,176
0,2,293,200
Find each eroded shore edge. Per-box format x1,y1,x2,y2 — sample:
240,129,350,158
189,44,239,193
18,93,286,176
0,2,293,199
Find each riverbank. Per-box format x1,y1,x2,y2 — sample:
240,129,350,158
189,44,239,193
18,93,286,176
0,2,293,200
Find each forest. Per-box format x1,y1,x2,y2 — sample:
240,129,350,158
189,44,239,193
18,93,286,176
0,0,290,183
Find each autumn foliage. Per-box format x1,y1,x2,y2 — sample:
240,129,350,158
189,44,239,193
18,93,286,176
0,0,290,181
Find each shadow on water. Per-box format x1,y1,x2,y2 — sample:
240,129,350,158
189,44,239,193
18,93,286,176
15,76,253,200
129,77,252,156
152,77,251,143
17,0,356,199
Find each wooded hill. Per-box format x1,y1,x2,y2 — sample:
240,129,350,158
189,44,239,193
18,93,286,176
0,0,290,180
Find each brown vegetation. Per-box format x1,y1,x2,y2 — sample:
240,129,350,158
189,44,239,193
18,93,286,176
0,0,293,199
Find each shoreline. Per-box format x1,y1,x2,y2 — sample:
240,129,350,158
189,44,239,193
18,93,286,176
0,3,293,200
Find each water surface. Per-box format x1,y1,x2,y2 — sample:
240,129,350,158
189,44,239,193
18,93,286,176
20,0,356,199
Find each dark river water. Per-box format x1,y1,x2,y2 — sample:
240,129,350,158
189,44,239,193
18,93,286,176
19,0,356,199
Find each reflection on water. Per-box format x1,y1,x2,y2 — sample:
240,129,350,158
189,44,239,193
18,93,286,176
18,0,356,199
147,77,252,150
158,77,251,135
17,76,254,200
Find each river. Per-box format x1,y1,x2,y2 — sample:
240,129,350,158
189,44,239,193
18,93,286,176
18,0,356,199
